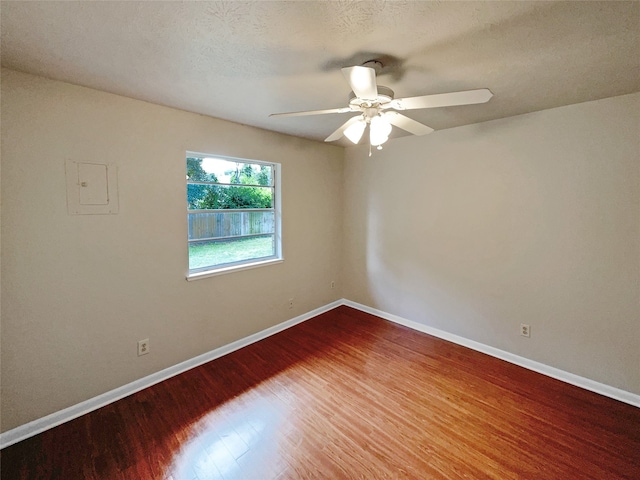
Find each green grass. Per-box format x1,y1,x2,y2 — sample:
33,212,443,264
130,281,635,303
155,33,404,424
189,236,274,270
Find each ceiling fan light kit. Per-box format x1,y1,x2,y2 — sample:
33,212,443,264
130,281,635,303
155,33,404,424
370,115,392,146
344,118,366,144
270,61,493,151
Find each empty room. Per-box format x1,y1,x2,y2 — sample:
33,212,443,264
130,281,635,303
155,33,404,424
1,1,639,479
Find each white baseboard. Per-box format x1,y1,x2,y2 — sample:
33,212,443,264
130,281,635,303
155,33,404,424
341,299,640,409
3,297,638,449
0,300,342,449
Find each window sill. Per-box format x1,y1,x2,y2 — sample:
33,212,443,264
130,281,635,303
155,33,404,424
186,258,283,281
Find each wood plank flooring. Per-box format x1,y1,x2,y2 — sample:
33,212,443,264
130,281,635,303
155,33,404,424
1,306,639,479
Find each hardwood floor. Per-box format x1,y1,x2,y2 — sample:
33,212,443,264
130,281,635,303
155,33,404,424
1,306,639,479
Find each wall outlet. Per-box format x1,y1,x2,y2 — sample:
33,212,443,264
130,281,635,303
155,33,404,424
138,338,150,356
520,324,531,337
330,281,335,289
288,298,294,309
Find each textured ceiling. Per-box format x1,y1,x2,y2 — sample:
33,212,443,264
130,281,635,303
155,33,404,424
1,1,639,144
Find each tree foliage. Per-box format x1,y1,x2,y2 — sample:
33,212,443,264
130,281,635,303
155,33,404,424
187,157,272,210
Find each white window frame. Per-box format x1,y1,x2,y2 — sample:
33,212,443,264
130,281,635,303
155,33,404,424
186,152,282,280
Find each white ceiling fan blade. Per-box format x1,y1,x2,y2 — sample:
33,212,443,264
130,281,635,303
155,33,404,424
270,107,353,118
391,88,493,110
384,112,434,136
342,66,378,100
325,116,364,143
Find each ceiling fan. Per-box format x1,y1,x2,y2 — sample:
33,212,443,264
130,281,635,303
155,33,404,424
270,61,493,151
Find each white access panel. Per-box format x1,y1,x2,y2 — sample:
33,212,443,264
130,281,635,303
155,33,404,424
66,160,119,214
78,163,108,205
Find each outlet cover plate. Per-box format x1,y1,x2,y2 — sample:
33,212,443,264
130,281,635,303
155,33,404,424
138,339,150,356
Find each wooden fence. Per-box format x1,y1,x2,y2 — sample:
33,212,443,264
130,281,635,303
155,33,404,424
188,210,274,241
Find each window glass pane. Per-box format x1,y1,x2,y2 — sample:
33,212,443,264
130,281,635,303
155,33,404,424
189,235,275,270
187,157,272,186
188,211,275,241
188,184,273,210
187,152,280,275
187,157,217,182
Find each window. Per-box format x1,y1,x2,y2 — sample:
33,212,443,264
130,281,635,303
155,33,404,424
186,152,281,278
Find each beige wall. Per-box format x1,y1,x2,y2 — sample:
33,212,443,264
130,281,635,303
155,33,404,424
343,93,640,395
0,69,344,432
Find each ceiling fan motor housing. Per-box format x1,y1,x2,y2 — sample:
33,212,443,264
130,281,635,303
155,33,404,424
349,85,394,108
